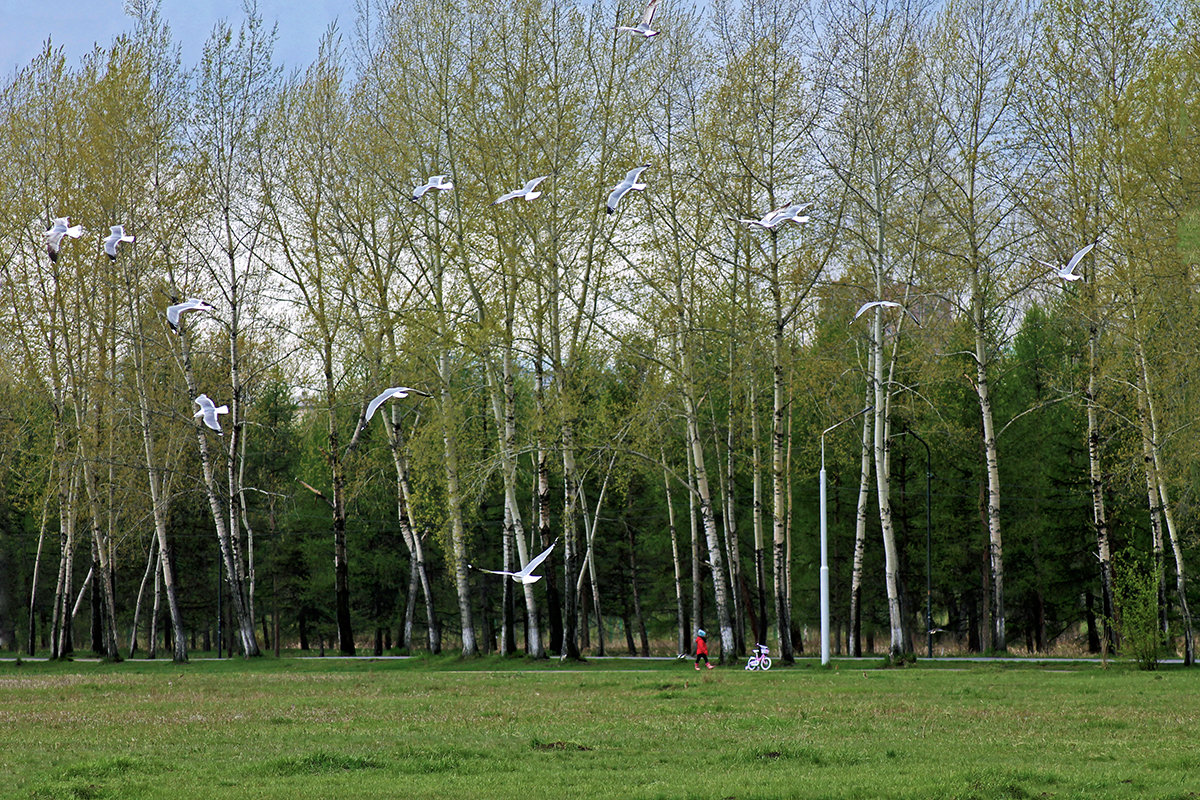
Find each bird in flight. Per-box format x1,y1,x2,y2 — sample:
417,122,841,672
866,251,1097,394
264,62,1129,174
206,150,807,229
45,217,84,262
412,175,454,201
363,386,432,425
470,539,559,585
102,225,135,260
166,298,214,334
494,176,549,204
739,202,812,229
193,394,229,435
853,300,920,326
615,0,660,37
606,165,650,215
1035,241,1095,282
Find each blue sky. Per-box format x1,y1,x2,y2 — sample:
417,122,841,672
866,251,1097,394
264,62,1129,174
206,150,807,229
2,0,344,77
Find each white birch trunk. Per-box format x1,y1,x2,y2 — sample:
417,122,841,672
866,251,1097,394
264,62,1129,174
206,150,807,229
130,536,157,657
1085,316,1115,646
1135,336,1194,664
750,386,768,646
486,347,543,657
972,275,1005,651
385,413,440,653
872,304,904,658
676,326,735,660
849,381,874,657
438,343,477,656
662,455,689,657
770,235,793,663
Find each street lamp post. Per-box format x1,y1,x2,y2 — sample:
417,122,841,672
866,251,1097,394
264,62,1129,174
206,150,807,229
820,406,872,665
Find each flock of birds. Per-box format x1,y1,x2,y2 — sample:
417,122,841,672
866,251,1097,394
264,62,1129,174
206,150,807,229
44,217,136,262
32,0,1098,580
44,219,1098,433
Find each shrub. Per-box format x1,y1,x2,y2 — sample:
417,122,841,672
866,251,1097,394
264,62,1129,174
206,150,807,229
1111,550,1166,670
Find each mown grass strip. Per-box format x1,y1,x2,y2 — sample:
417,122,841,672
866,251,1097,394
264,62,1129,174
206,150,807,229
1,657,1197,799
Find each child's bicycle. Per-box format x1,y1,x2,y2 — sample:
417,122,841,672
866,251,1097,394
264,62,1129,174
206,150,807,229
745,643,771,671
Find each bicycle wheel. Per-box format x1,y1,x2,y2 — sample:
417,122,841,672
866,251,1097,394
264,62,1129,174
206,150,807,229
760,657,771,671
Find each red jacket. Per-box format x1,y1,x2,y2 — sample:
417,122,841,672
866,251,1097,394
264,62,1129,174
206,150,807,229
695,635,708,656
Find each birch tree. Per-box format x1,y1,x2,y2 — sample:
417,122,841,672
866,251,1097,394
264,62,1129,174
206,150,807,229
922,0,1030,651
98,8,193,661
258,33,368,655
818,0,929,657
182,5,281,657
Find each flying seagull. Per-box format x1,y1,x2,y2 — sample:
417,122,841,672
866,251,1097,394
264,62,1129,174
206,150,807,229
102,225,135,260
412,174,454,201
853,300,920,326
739,201,812,229
493,175,549,204
193,394,229,435
45,217,84,262
470,539,559,585
1036,241,1096,282
363,386,432,425
166,298,214,334
606,165,650,214
615,0,660,37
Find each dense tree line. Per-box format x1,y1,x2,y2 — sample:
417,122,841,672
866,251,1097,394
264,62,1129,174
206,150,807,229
0,0,1197,664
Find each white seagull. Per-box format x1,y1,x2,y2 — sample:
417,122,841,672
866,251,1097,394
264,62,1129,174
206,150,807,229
193,394,229,435
470,539,559,585
166,298,215,333
739,201,812,229
615,0,660,37
363,386,432,425
45,217,84,262
853,300,920,325
1036,241,1096,282
102,225,136,260
606,165,650,214
412,174,454,201
493,175,549,204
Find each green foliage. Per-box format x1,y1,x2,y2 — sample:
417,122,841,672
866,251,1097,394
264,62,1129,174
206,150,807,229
2,0,1200,668
1111,549,1167,670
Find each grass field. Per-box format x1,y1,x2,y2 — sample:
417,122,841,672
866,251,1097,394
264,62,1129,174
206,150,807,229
2,654,1198,800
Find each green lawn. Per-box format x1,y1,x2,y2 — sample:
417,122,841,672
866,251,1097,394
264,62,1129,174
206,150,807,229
2,655,1198,799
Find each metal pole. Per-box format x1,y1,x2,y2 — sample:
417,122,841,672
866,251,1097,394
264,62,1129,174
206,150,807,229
819,459,829,665
820,406,872,666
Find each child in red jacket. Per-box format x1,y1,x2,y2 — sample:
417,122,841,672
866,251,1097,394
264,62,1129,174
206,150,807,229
694,629,713,670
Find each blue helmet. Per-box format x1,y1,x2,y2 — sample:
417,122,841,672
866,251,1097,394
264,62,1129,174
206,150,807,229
697,629,706,638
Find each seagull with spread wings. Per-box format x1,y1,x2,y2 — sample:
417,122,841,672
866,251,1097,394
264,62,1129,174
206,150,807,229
739,201,812,229
1035,241,1096,282
363,386,432,426
102,225,135,260
193,394,229,435
412,174,454,201
615,0,660,37
853,300,920,326
606,165,649,214
493,175,549,204
166,298,214,334
470,539,559,585
45,217,84,262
